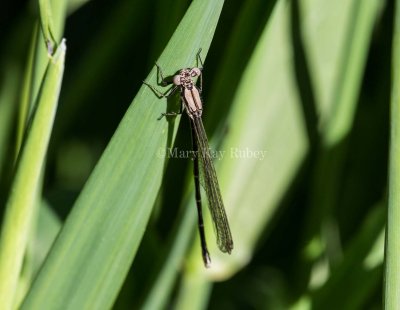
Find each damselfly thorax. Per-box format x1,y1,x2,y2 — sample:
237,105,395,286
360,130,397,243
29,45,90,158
173,68,203,119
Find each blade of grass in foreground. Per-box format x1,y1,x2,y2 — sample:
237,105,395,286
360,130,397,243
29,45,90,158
21,1,225,309
385,0,400,308
17,0,67,148
0,40,66,310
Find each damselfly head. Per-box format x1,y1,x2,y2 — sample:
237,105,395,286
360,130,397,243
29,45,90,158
173,68,201,89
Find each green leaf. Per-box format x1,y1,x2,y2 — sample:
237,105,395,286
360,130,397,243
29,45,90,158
385,0,400,308
21,1,225,309
21,0,67,136
16,200,62,307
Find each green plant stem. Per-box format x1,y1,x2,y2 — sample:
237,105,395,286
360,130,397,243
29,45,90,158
0,41,66,310
19,0,67,143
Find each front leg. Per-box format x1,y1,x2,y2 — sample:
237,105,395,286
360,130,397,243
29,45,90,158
196,48,204,69
155,63,169,86
144,62,178,98
144,63,184,119
196,49,204,93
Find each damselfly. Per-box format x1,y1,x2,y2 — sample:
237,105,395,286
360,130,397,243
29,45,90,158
143,49,233,267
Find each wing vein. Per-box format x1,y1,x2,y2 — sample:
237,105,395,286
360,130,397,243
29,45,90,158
191,117,233,253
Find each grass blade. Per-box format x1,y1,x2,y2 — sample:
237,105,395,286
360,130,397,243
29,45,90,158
21,1,225,309
0,40,66,310
385,0,400,307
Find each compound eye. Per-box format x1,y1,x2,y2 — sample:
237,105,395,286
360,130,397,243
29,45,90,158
173,75,181,85
191,68,201,77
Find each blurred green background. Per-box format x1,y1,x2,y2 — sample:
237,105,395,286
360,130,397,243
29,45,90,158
0,0,393,309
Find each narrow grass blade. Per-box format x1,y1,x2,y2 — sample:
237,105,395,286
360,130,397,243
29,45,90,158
22,1,67,134
21,1,225,309
16,25,39,152
15,197,61,308
385,0,400,307
0,40,66,310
